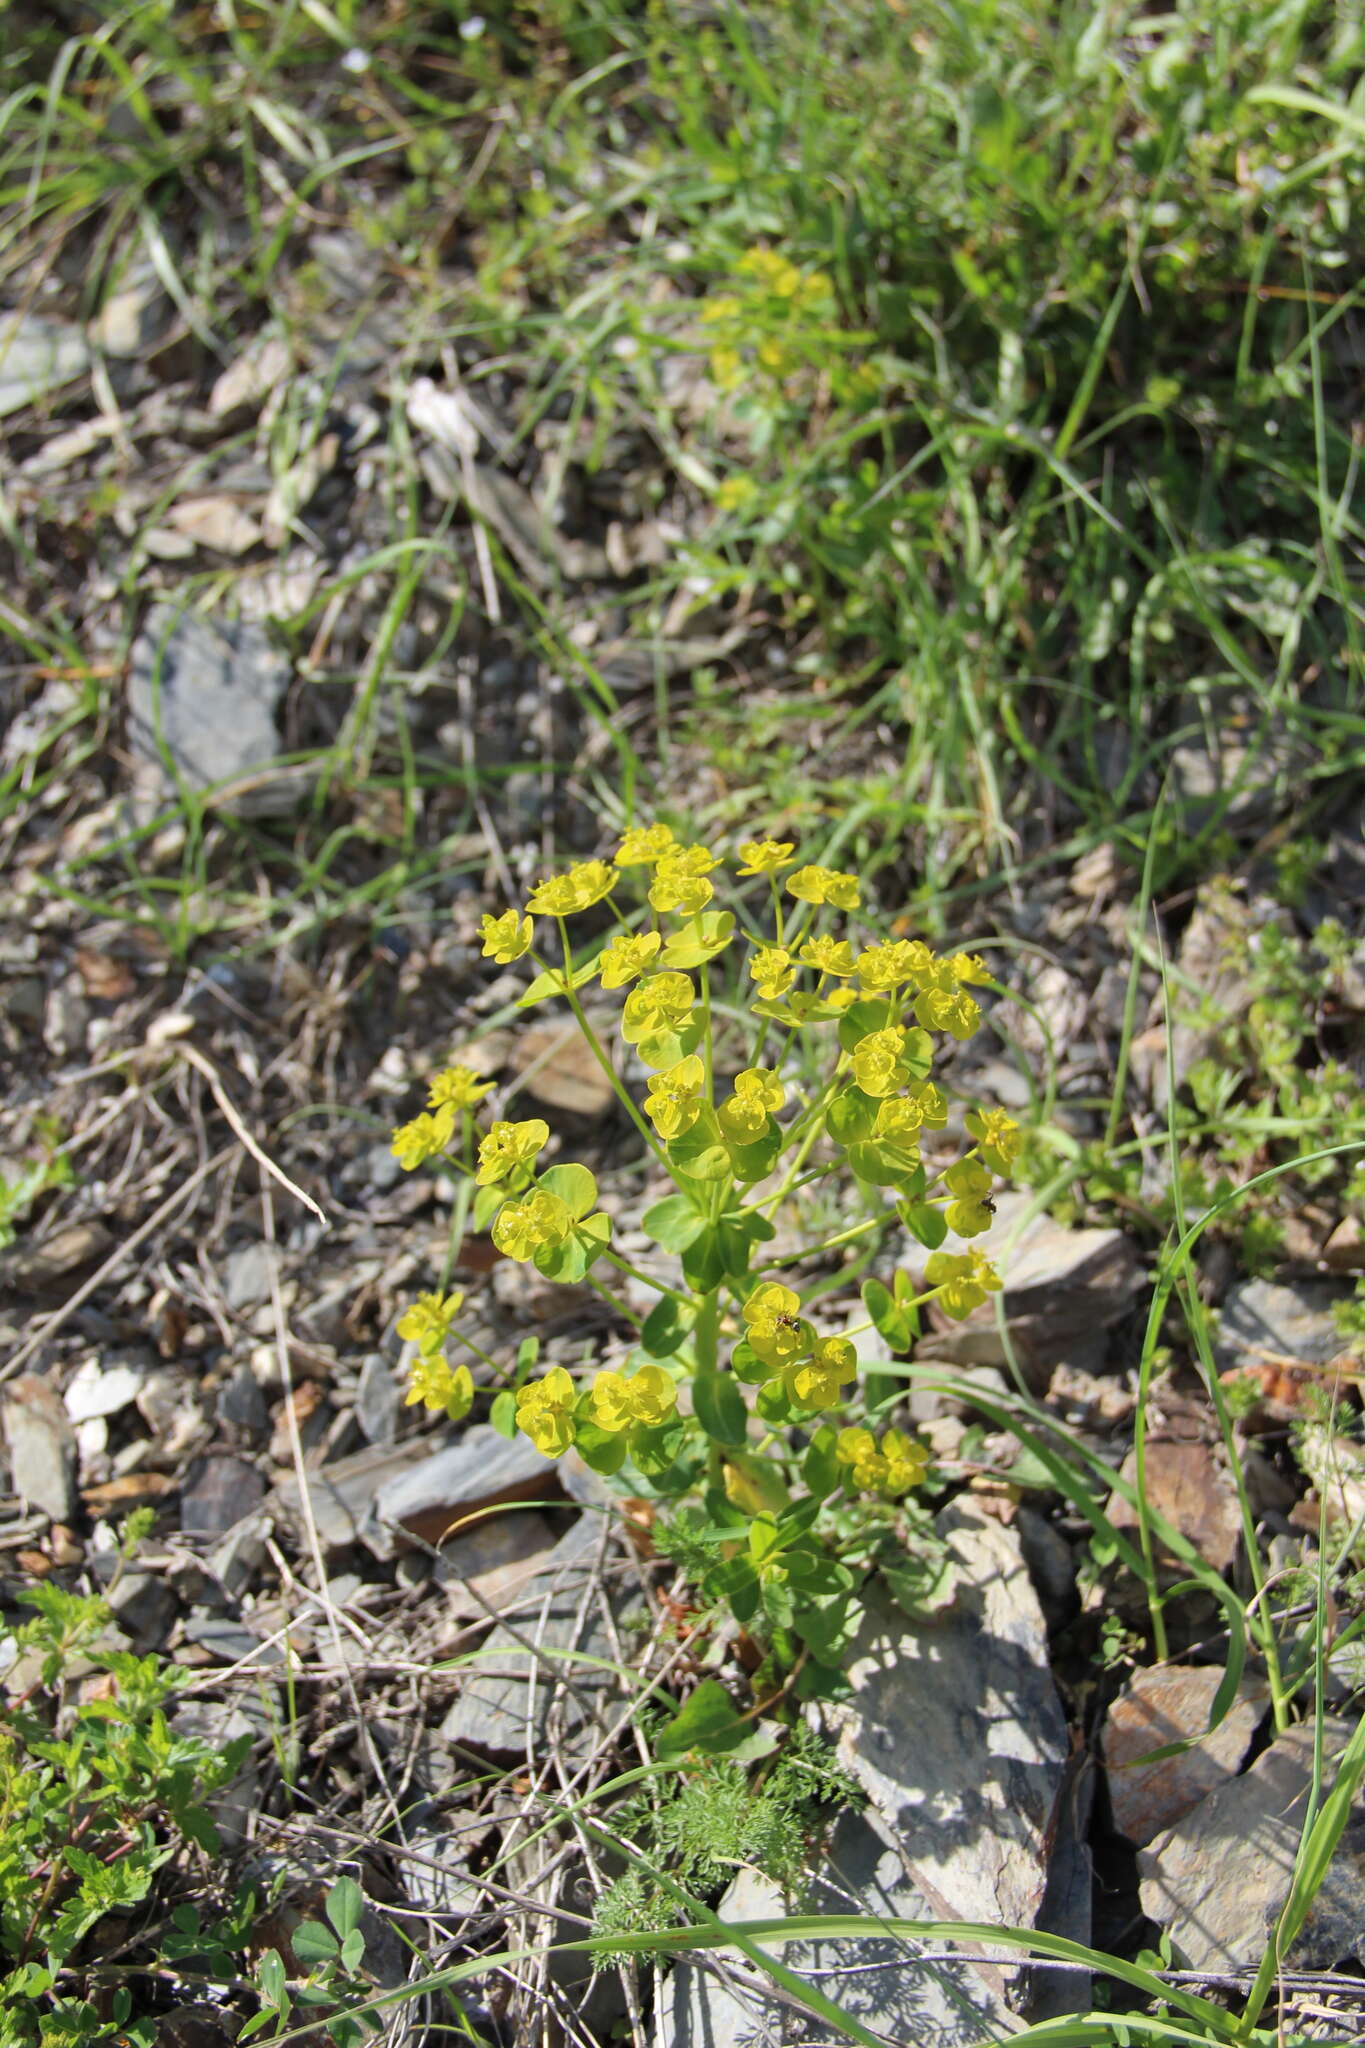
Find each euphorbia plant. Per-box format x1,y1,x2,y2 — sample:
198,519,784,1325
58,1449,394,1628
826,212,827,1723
392,827,1019,1692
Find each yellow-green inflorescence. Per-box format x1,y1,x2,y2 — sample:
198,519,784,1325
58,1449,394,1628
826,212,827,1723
388,829,1020,1645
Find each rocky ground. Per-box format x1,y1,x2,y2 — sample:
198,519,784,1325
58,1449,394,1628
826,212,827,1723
4,220,1365,2047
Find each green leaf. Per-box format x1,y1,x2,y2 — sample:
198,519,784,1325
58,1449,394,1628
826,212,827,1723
635,1021,703,1069
472,1182,503,1231
755,1378,794,1425
730,1337,768,1384
573,1418,629,1475
517,1334,541,1374
902,1027,934,1079
655,1678,751,1757
724,1123,784,1185
641,1296,690,1357
668,1106,731,1181
340,1927,366,1973
748,1514,783,1567
533,1211,611,1281
325,1877,364,1941
803,1428,841,1500
291,1919,339,1966
693,1372,748,1447
846,1138,922,1187
518,956,601,1006
630,1417,688,1478
659,910,736,968
826,1086,877,1144
837,1000,891,1053
539,1162,598,1220
862,1277,913,1351
682,1225,725,1292
642,1193,708,1252
900,1201,948,1250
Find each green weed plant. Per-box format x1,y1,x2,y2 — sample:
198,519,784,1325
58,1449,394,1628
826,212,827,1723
393,826,1022,1688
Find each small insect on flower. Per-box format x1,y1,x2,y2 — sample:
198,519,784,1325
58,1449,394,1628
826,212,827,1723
743,1280,811,1368
526,861,617,917
427,1065,493,1112
480,909,534,963
391,1108,456,1171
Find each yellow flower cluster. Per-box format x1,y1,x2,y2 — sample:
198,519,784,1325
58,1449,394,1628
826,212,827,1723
516,1366,577,1456
492,1190,574,1262
835,1426,929,1496
405,1355,474,1422
924,1247,1003,1319
477,1118,549,1186
513,1363,678,1457
717,1066,784,1142
700,247,836,389
743,1282,856,1411
396,1289,463,1356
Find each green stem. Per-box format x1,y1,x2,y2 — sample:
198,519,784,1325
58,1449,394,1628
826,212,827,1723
600,1246,691,1308
542,928,669,1169
583,1267,644,1331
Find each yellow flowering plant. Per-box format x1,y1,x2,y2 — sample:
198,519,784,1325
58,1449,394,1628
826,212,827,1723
390,831,1019,1692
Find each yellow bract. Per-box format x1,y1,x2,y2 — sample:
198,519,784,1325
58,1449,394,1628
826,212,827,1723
743,1280,809,1369
717,1063,785,1141
427,1065,493,1112
786,864,861,911
480,909,533,963
736,839,795,876
784,1335,856,1410
945,1199,994,1237
799,935,855,978
589,1365,677,1433
649,868,714,915
615,824,678,867
923,1248,1002,1319
850,1026,910,1098
405,1355,474,1421
943,1156,992,1200
492,1190,574,1262
515,1367,577,1456
966,1107,1021,1173
835,1423,928,1495
476,1118,550,1186
598,930,663,989
391,1108,455,1171
396,1289,464,1357
749,946,796,1001
913,985,982,1039
622,971,695,1043
645,1056,706,1140
526,861,617,917
880,1427,930,1494
855,939,933,991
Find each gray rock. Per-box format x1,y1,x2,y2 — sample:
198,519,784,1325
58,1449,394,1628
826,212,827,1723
222,1242,276,1311
127,606,295,820
833,1498,1069,1935
435,1508,562,1617
1215,1277,1351,1372
90,261,171,357
366,1425,562,1555
0,311,90,416
107,1569,178,1649
1015,1508,1079,1632
207,1509,272,1599
1103,1665,1268,1848
3,1375,77,1522
1140,1720,1365,1971
63,1358,145,1424
439,1516,620,1760
355,1352,401,1446
272,1438,433,1555
663,1814,1014,2048
216,1362,270,1439
180,1454,266,1539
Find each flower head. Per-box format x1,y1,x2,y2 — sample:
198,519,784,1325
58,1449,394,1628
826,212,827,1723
526,861,616,917
427,1065,493,1113
649,867,714,916
835,1427,887,1491
736,839,796,877
743,1280,809,1369
598,930,663,990
391,1108,456,1172
405,1354,474,1421
966,1107,1021,1174
856,940,933,992
784,1334,856,1410
850,1026,911,1098
878,1428,930,1495
644,1055,707,1140
480,909,533,963
492,1190,574,1262
615,824,678,867
589,1365,677,1434
923,1248,1002,1319
622,972,695,1042
476,1118,550,1186
749,946,796,1001
396,1290,464,1357
913,985,982,1040
944,1156,992,1201
799,935,855,978
515,1367,577,1457
716,1066,785,1142
786,864,860,911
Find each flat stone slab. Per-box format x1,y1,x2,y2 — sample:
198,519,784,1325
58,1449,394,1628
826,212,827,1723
127,605,294,819
368,1426,563,1552
440,1516,621,1761
1214,1278,1350,1371
1139,1719,1365,1971
1104,1664,1267,1847
832,1497,1069,1934
663,1811,1020,2048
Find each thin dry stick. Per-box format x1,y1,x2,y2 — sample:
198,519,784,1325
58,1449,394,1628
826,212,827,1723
176,1040,329,1224
0,1145,233,1384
